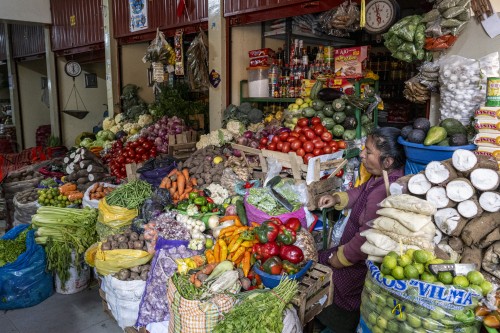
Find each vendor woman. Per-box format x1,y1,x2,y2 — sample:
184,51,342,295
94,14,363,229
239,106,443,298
316,127,406,333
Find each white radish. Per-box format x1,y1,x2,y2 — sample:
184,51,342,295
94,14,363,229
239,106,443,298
457,197,483,219
425,161,457,185
452,149,477,172
408,173,432,195
470,169,500,191
446,178,475,202
479,192,500,212
426,186,454,208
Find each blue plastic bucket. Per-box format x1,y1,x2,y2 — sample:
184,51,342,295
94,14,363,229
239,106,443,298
398,137,476,174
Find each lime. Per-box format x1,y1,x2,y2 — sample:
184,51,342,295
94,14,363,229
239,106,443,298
480,280,493,296
404,303,414,314
387,321,399,332
414,306,429,317
405,249,416,260
404,265,420,279
372,326,384,333
384,275,395,281
382,255,398,270
420,272,437,283
425,258,444,272
392,266,405,280
407,313,422,328
400,322,413,333
438,272,454,284
422,318,440,331
430,307,446,320
413,250,430,264
204,238,214,249
387,251,399,259
381,307,394,320
368,312,378,325
397,255,412,268
396,312,407,322
453,275,470,288
467,271,485,286
414,262,425,275
469,284,483,296
376,316,388,330
381,263,392,275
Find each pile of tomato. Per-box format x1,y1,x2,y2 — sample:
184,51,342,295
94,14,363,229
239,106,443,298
104,137,157,179
259,117,346,165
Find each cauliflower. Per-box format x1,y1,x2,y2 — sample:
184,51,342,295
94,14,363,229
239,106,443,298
123,122,141,134
114,113,126,124
109,125,122,134
103,117,115,131
226,120,245,137
196,134,212,149
196,129,233,149
138,114,153,127
206,184,229,205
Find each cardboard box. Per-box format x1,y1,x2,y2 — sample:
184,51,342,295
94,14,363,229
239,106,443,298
334,46,370,79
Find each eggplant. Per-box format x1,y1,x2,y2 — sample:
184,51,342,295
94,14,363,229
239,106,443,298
317,88,344,102
343,116,358,130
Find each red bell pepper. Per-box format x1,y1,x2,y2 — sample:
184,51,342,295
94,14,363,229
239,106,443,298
285,217,301,232
279,245,304,264
277,225,296,245
267,217,283,225
252,242,280,261
255,221,280,243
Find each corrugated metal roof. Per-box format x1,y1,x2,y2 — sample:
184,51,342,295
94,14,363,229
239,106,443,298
113,0,165,38
11,24,45,58
164,0,208,28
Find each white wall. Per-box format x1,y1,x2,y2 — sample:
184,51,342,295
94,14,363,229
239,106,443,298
0,0,51,24
58,58,107,147
121,43,154,104
17,58,50,147
446,17,500,58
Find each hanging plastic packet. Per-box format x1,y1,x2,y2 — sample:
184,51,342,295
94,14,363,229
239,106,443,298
174,30,184,76
186,30,209,91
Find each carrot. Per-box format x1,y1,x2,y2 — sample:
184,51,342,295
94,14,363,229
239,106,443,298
184,186,193,195
172,181,177,191
169,187,176,196
167,168,178,178
176,172,186,195
219,215,238,223
182,168,190,182
173,192,180,201
190,177,198,186
180,192,189,200
242,250,251,277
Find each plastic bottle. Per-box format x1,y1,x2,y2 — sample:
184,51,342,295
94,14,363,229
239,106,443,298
269,61,281,98
342,157,361,191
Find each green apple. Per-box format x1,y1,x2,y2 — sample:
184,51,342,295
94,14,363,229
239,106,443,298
289,103,299,110
406,313,422,328
430,307,446,320
295,98,304,106
368,312,378,325
304,97,312,104
376,316,388,330
299,103,309,109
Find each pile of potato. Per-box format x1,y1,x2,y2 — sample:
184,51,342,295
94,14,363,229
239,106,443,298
101,229,147,252
15,188,38,204
115,264,151,281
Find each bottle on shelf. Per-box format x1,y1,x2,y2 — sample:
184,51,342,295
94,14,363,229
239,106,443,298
269,60,281,98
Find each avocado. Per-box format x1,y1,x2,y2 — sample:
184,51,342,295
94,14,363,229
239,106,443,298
401,125,413,139
449,133,468,146
343,116,357,130
317,88,343,102
436,138,450,146
413,118,431,133
322,104,335,117
343,129,357,141
440,118,467,136
311,100,325,111
407,129,426,144
332,124,345,138
424,126,448,146
333,112,347,124
302,107,316,118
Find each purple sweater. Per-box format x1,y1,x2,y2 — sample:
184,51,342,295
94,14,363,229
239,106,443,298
318,168,404,311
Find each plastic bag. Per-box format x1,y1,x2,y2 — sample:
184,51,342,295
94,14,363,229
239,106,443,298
143,28,174,65
13,189,39,225
94,243,153,276
136,243,197,327
186,30,209,91
359,261,481,333
139,162,177,188
294,228,319,262
101,275,146,329
244,196,307,229
319,1,360,37
0,225,53,310
263,157,283,187
98,198,138,228
82,182,118,209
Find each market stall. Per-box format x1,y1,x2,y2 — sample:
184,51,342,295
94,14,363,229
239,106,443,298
1,1,500,333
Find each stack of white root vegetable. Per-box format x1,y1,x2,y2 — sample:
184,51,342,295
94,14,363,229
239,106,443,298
391,149,500,281
361,194,437,263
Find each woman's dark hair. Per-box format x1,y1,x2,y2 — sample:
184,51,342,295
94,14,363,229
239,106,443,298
370,127,406,170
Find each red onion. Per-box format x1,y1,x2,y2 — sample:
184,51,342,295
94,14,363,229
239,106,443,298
236,137,249,145
243,131,254,139
233,149,241,157
277,127,291,134
249,140,259,149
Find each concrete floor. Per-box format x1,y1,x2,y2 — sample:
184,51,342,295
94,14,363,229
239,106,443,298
0,285,123,333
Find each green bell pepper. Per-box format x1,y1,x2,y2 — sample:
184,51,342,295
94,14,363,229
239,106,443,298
262,256,283,275
194,197,207,206
282,260,299,275
206,203,215,211
200,205,209,213
177,200,189,211
276,225,296,245
189,192,199,200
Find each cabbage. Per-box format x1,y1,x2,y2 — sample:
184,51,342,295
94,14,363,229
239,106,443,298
96,130,115,141
79,138,94,148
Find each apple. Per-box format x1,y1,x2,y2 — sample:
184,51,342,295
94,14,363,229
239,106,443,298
295,98,304,106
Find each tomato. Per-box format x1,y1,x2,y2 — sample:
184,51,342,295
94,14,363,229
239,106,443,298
293,126,303,134
126,157,133,164
289,132,300,138
310,117,322,125
117,156,125,164
297,118,309,128
276,141,284,151
260,137,269,145
150,147,157,156
313,148,323,156
337,140,347,149
271,136,280,144
282,142,291,153
290,140,302,151
299,135,307,143
143,141,153,149
295,148,306,157
279,132,290,141
321,131,333,142
336,169,344,177
314,141,326,149
329,141,339,148
304,130,317,140
303,153,315,164
313,125,325,136
267,143,277,151
258,144,265,150
323,146,333,154
303,141,314,153
136,146,145,155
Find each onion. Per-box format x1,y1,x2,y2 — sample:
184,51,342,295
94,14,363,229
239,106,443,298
236,137,249,146
158,129,167,137
174,127,183,134
249,140,259,149
243,131,253,139
233,149,242,157
277,127,291,134
154,137,162,146
154,123,161,130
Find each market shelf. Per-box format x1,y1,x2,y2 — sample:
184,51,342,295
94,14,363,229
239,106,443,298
239,80,296,104
263,28,356,47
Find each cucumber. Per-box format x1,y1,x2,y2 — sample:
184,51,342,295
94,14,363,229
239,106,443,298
310,81,323,100
236,199,248,226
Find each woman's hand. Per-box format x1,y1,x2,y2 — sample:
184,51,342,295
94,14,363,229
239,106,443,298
318,194,339,209
328,251,344,269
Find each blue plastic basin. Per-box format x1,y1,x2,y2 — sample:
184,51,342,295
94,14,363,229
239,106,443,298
253,260,313,289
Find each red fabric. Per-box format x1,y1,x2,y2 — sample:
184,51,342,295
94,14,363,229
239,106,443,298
176,0,185,17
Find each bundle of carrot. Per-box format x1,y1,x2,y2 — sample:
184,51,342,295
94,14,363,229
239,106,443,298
89,146,103,156
59,183,84,202
159,168,198,204
205,221,259,277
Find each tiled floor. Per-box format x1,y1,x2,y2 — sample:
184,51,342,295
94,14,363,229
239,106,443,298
0,285,123,333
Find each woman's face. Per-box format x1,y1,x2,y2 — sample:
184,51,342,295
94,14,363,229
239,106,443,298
360,136,384,176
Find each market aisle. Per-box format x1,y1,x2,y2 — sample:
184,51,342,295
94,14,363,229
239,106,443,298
0,285,123,333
